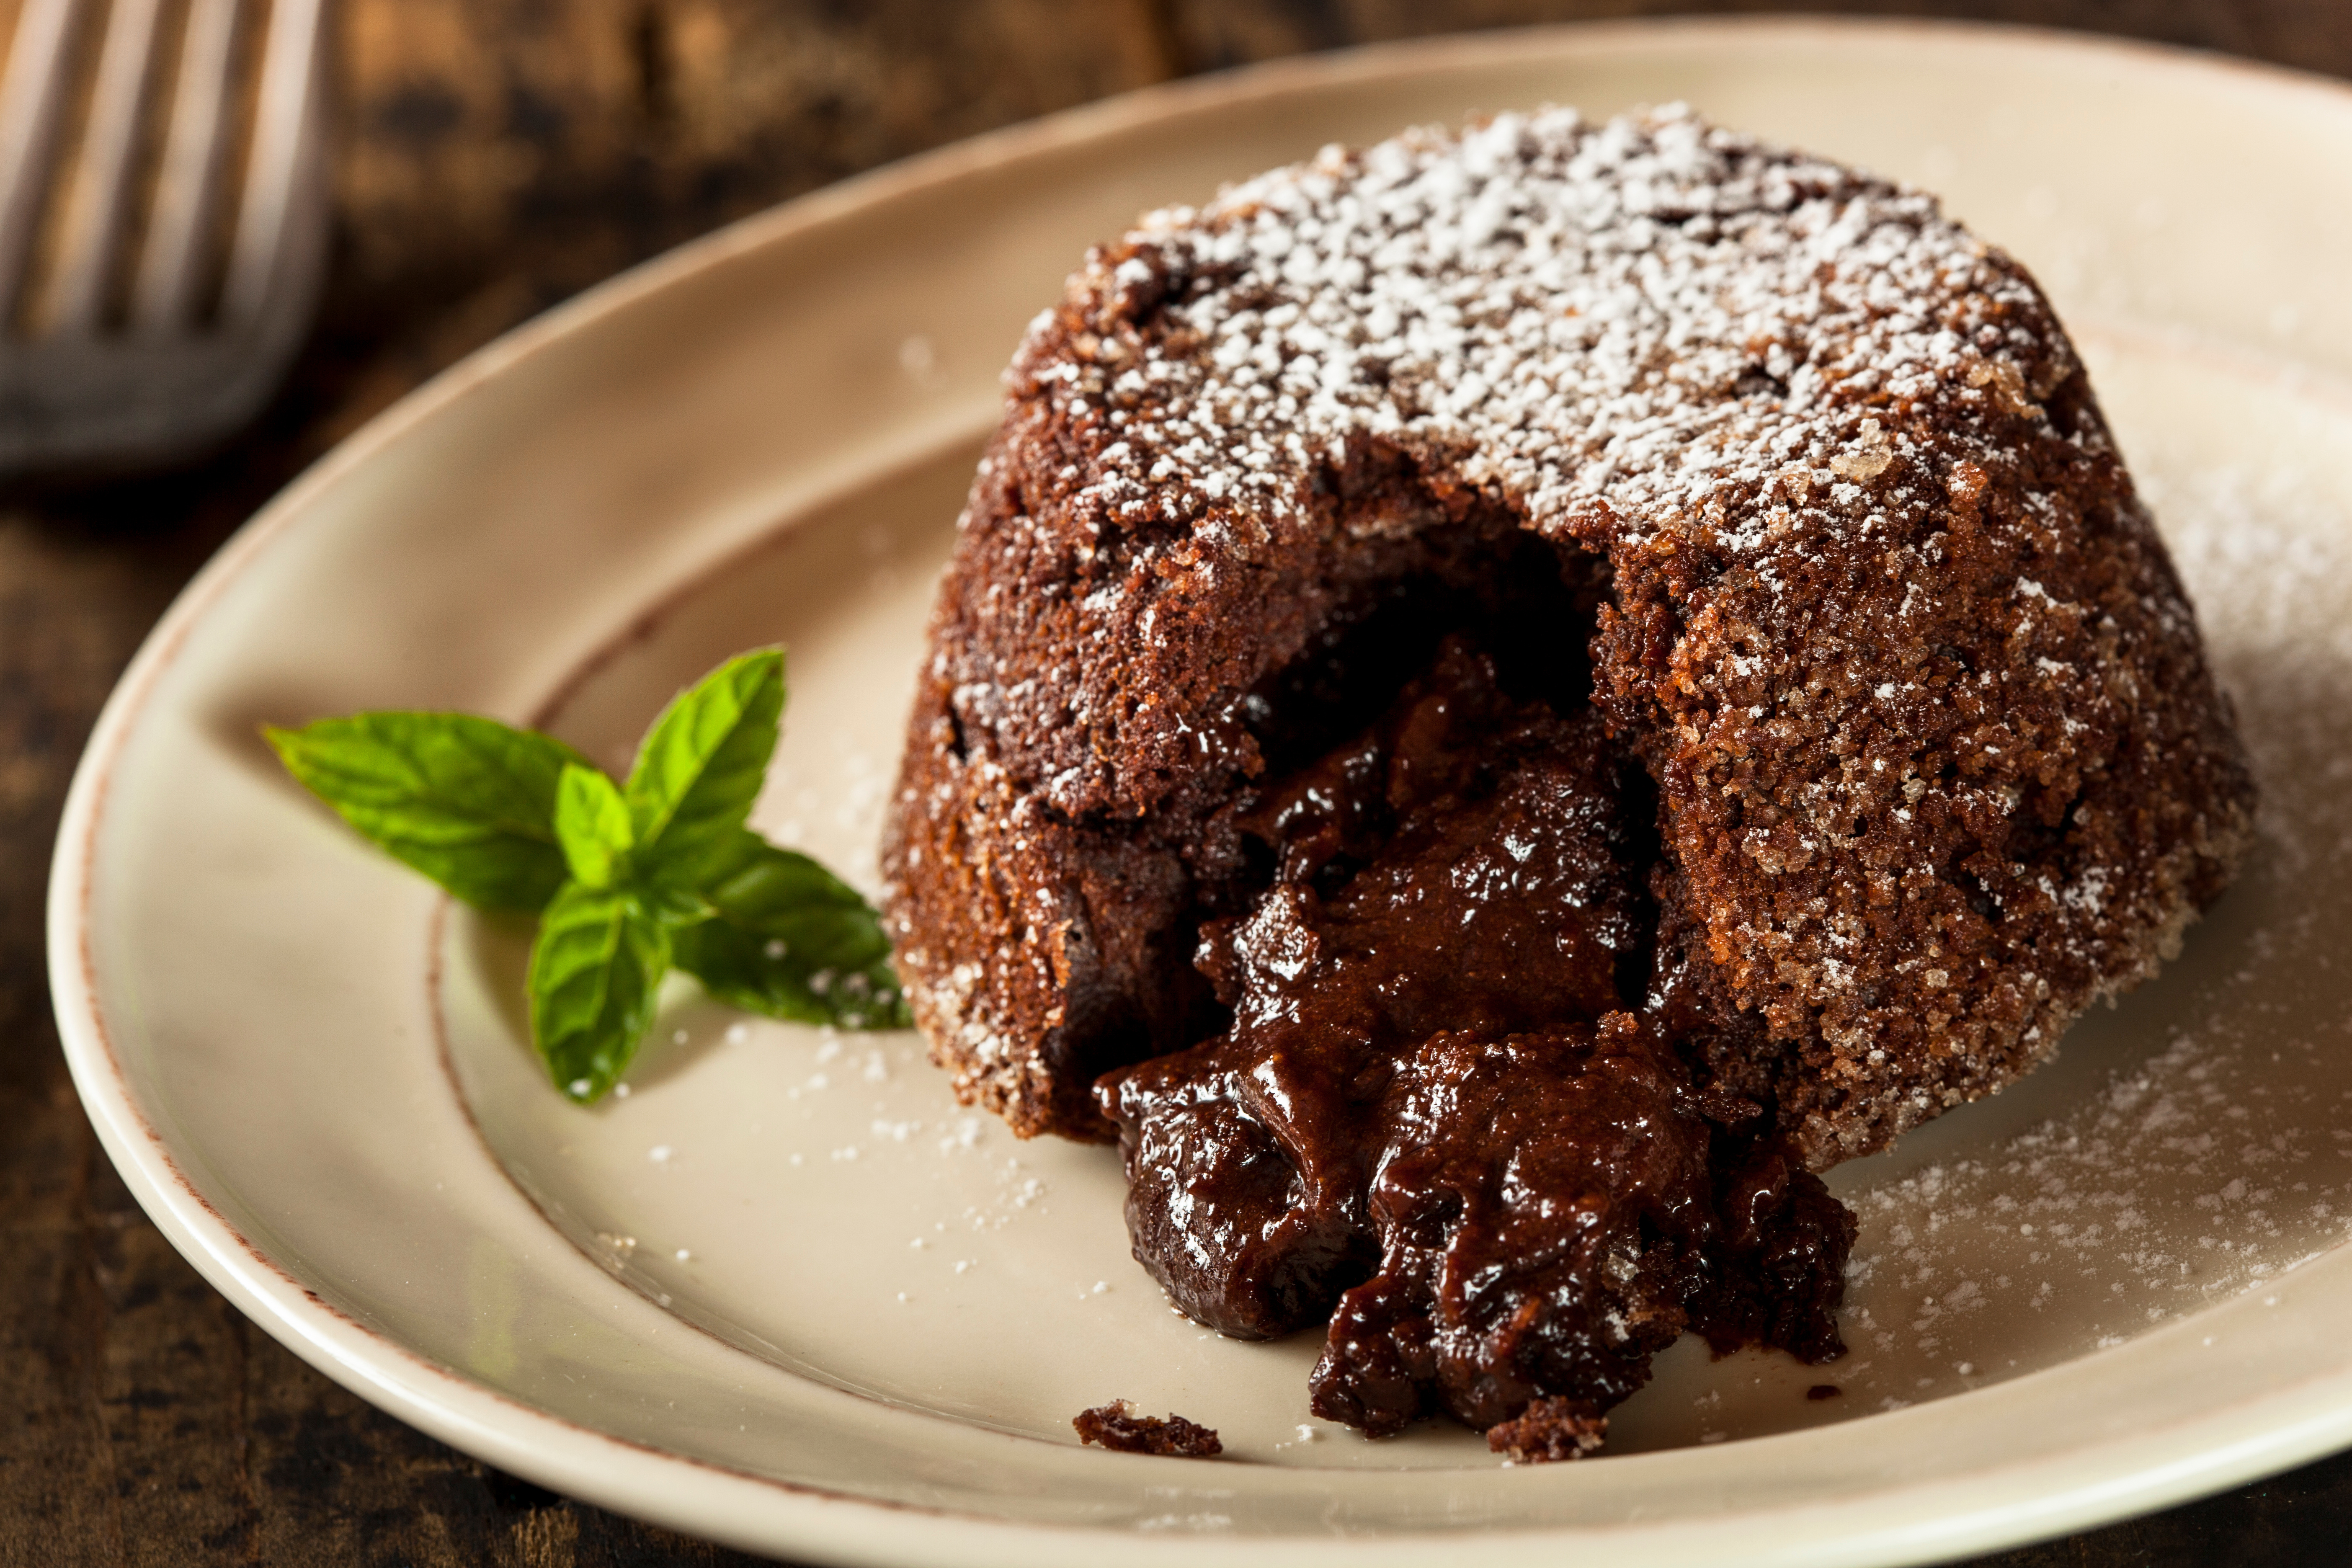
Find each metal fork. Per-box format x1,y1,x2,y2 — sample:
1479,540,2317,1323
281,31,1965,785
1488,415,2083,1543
0,0,329,479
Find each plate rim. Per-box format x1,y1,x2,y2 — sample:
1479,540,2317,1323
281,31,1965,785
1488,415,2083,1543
46,15,2352,1565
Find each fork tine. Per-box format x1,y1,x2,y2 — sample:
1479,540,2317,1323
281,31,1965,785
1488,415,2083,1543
49,0,167,333
131,0,237,331
219,0,323,328
0,0,85,324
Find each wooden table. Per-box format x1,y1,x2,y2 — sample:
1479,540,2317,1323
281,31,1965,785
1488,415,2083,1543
6,1,2350,1561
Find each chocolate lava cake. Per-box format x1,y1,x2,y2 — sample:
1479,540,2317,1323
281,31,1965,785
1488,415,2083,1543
881,106,2256,1455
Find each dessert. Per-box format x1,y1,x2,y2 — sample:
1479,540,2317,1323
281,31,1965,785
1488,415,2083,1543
883,106,2255,1453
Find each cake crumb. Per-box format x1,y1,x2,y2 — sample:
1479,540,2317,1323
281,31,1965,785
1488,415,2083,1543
1486,1398,1606,1463
1073,1401,1222,1457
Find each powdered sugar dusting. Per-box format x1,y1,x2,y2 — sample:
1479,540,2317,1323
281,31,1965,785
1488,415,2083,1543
1029,103,2050,557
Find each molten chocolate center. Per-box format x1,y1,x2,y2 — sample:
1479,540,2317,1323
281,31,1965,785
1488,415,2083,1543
1096,638,1854,1449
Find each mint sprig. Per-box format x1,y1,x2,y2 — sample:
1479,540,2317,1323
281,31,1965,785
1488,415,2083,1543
265,648,910,1102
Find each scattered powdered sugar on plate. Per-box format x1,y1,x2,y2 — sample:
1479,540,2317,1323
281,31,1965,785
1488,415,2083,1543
767,743,892,887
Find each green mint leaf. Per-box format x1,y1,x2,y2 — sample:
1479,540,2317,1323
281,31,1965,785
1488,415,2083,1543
266,713,589,912
624,649,784,886
672,916,908,1029
670,830,908,1029
632,880,715,928
527,882,671,1102
696,825,862,908
554,764,634,888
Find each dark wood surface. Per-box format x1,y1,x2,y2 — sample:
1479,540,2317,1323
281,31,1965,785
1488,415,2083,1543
5,2,2352,1563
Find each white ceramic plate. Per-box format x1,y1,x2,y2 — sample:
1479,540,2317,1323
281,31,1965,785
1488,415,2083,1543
50,19,2352,1565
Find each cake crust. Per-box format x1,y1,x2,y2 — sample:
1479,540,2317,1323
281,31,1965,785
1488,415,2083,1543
882,104,2255,1167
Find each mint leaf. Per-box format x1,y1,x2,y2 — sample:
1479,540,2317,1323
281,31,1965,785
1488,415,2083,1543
266,713,588,912
672,916,908,1029
277,648,909,1107
670,830,908,1029
527,883,671,1101
699,825,864,912
554,764,633,888
625,649,784,886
